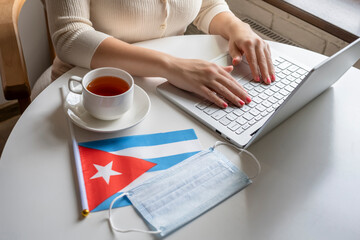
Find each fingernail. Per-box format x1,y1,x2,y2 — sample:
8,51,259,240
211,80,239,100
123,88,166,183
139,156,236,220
223,102,228,108
267,77,271,84
255,76,260,82
246,96,252,104
239,99,245,106
233,56,242,65
271,74,276,81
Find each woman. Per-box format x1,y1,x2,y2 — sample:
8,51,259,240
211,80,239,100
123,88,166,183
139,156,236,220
46,0,275,108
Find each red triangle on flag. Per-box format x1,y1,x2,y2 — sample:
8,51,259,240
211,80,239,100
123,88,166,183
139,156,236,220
78,146,156,211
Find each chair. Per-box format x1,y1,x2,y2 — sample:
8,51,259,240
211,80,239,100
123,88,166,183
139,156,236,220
0,0,55,113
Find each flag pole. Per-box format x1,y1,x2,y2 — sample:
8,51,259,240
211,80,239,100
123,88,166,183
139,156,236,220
60,87,89,217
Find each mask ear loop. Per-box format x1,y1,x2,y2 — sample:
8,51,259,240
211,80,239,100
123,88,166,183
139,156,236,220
213,141,261,179
109,193,161,234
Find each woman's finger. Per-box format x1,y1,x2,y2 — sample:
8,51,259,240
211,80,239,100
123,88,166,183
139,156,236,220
229,41,243,65
211,68,251,105
197,86,228,108
211,79,247,107
243,44,261,82
255,44,271,84
223,65,234,73
219,66,247,93
265,43,276,82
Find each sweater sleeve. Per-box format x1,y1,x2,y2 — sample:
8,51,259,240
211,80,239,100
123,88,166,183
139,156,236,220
45,0,110,69
193,0,231,34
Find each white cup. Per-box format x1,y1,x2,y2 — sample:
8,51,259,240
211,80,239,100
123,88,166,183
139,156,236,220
68,67,134,120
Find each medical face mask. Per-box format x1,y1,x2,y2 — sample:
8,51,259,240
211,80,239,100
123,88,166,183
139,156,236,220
109,141,261,237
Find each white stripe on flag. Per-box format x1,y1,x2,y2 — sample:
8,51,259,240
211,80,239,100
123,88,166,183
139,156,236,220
110,139,202,159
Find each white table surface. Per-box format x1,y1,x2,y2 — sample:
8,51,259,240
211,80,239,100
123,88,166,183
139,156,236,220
1,35,360,240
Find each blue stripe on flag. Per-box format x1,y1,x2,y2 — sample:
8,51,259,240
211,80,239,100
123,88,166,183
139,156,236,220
92,192,131,212
78,129,197,152
145,151,200,171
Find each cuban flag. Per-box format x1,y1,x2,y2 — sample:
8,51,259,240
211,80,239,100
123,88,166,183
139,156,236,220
77,129,202,212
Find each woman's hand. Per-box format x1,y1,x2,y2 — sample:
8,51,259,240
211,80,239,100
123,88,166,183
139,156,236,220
209,12,275,85
164,57,251,108
228,22,275,84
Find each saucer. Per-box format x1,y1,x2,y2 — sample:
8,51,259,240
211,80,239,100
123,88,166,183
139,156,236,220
64,85,151,132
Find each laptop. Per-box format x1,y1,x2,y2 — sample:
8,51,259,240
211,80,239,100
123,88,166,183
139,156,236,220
157,38,360,148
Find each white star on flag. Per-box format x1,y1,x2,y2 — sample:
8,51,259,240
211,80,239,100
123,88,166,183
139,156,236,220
90,161,122,184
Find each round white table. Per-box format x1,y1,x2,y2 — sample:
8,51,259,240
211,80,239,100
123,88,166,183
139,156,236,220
1,35,360,240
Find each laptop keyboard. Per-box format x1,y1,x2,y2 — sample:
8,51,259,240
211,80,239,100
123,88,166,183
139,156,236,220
195,57,309,135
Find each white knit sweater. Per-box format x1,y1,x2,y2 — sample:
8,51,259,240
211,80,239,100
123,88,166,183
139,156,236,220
45,0,231,69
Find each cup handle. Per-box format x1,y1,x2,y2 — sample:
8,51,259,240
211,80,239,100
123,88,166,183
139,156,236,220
68,76,83,94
